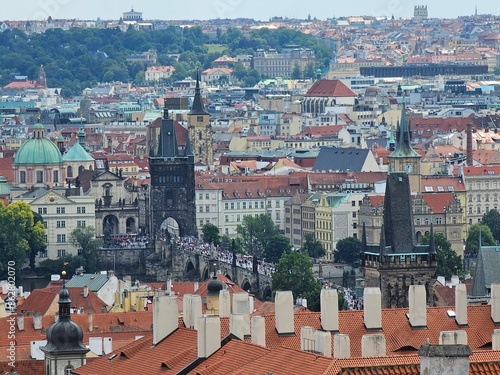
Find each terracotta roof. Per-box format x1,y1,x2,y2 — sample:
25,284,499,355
304,80,357,98
421,192,455,214
461,165,500,176
420,176,466,193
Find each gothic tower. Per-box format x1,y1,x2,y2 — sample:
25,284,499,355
148,104,197,238
40,285,89,375
187,74,214,168
387,102,421,193
360,173,437,308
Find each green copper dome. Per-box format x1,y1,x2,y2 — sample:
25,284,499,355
13,122,63,165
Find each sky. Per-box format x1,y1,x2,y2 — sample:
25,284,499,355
3,0,500,21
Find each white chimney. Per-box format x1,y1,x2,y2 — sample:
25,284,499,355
88,312,94,332
300,326,315,352
153,295,178,345
408,285,427,328
230,314,247,340
315,330,332,358
197,316,221,358
251,316,266,347
167,279,172,295
83,285,89,298
103,337,112,354
275,291,294,335
17,313,24,331
183,294,192,328
455,283,467,326
363,288,382,330
89,337,103,355
194,281,199,292
232,292,250,336
191,295,202,330
219,289,231,318
334,334,351,359
450,275,459,286
439,330,467,345
33,313,42,330
320,289,338,331
491,284,500,324
361,334,386,357
492,329,500,350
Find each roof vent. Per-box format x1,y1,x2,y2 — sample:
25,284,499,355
446,310,456,318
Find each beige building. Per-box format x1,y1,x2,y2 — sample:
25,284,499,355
145,65,175,82
253,45,315,78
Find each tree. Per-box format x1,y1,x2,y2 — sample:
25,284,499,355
291,63,302,79
236,214,281,257
69,226,103,273
334,237,362,267
272,250,321,311
202,223,221,245
29,211,47,271
482,209,500,242
465,223,495,256
421,232,462,279
0,201,45,278
302,233,325,259
266,234,292,263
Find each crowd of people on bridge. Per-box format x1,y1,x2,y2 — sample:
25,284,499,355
170,236,275,276
322,281,363,310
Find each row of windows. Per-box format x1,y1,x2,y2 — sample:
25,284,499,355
468,194,498,202
19,170,59,184
38,206,86,215
224,201,266,210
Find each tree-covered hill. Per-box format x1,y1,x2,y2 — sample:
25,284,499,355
0,26,331,96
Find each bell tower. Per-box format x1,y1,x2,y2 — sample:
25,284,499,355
187,74,213,168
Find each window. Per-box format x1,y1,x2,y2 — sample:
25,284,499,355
56,221,66,228
236,202,240,210
57,234,66,243
77,207,86,214
77,220,86,228
243,202,247,209
43,221,47,229
20,171,26,184
352,212,357,218
38,207,47,215
237,214,241,222
43,235,48,243
53,170,59,183
199,206,203,213
468,195,473,203
36,171,43,183
261,201,265,209
351,201,356,207
205,193,210,200
199,193,203,200
224,202,228,210
56,207,65,214
39,250,48,258
205,205,210,213
225,215,229,222
230,202,234,209
197,116,204,123
57,249,66,257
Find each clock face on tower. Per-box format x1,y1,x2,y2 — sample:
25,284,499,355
405,164,413,174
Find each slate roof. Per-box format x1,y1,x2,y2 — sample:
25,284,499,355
471,245,500,297
313,147,372,173
65,273,109,291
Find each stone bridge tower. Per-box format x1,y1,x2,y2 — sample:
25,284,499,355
148,105,197,238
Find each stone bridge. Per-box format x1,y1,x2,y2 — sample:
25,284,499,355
99,242,273,301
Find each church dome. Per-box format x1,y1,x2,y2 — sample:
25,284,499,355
207,276,223,296
13,122,63,165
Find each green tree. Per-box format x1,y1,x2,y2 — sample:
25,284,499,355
266,234,292,263
69,226,103,273
38,255,84,279
291,63,302,79
302,233,326,259
334,237,362,267
482,209,500,242
29,211,47,271
272,250,321,311
421,232,462,279
236,214,281,257
0,201,45,278
202,223,221,245
465,223,495,256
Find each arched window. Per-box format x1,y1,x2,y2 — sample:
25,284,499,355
67,165,73,178
20,171,26,184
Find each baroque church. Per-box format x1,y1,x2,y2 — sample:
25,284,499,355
360,103,437,308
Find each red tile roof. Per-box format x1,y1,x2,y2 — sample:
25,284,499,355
305,80,357,98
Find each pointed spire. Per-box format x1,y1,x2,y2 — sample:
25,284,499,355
58,284,71,319
188,70,209,116
379,223,386,261
429,222,436,254
388,124,396,151
389,102,420,159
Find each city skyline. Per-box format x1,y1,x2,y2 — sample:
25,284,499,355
5,0,499,22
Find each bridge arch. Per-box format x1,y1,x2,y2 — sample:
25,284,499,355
241,278,252,293
224,274,232,281
160,217,180,239
262,286,272,301
185,259,196,278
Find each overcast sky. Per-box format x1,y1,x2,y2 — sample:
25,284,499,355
4,0,499,21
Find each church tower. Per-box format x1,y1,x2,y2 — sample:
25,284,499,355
187,74,213,169
37,64,47,87
387,102,421,193
360,173,437,308
148,104,197,238
40,285,89,375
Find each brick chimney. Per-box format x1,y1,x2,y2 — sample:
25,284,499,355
320,289,338,332
334,334,351,359
419,341,472,375
466,123,473,167
408,285,427,328
153,295,178,345
455,283,467,326
219,289,231,318
492,284,500,324
251,316,266,347
363,288,382,330
197,316,221,358
275,291,294,335
361,334,386,357
439,330,467,345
